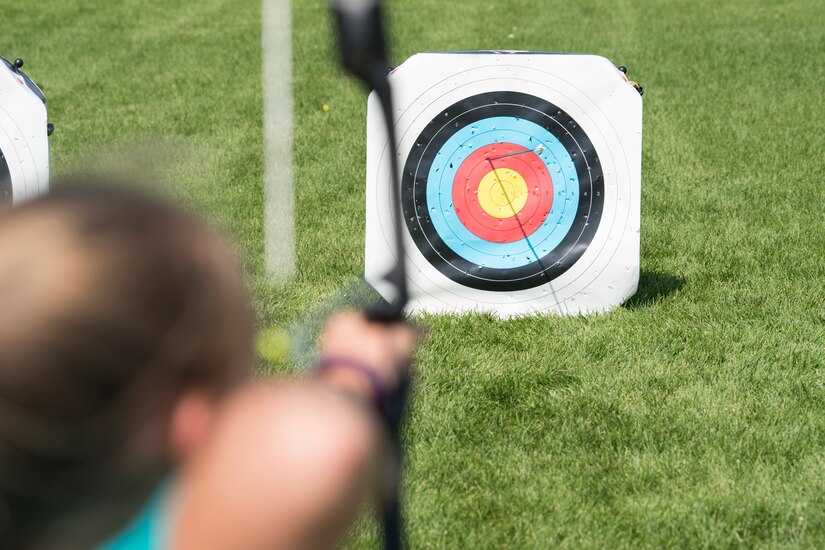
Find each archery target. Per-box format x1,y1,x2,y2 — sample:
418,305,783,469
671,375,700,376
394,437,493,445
366,52,642,317
0,57,50,206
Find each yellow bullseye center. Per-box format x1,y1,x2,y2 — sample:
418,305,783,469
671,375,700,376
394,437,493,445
477,168,529,218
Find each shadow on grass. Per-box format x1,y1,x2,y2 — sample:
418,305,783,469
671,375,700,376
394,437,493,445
623,270,685,309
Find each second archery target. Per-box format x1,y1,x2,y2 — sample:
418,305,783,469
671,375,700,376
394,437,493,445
366,52,643,317
0,56,50,206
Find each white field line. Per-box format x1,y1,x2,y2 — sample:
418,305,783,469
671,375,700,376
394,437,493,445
262,0,294,284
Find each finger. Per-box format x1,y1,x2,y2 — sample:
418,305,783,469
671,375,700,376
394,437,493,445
389,325,418,357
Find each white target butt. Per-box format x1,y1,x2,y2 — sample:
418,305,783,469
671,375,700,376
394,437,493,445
366,51,642,317
0,56,50,206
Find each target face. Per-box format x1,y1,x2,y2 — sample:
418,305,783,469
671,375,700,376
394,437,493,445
366,52,642,317
402,91,603,291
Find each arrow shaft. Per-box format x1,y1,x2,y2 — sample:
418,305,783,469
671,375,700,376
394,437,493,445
486,145,543,162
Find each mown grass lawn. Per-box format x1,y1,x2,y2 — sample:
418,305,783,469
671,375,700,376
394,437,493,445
3,0,824,547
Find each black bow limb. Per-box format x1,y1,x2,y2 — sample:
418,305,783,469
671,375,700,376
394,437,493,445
330,1,409,548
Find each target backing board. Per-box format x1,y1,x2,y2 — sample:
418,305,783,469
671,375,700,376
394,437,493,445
0,56,50,206
366,51,642,317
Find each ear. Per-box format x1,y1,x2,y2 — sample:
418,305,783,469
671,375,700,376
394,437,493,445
168,391,218,460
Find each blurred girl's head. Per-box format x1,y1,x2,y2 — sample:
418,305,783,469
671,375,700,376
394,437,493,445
0,183,254,546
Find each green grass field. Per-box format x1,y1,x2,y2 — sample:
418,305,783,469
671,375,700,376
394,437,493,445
3,0,825,547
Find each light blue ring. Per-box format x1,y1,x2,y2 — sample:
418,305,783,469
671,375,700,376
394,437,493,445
426,116,578,268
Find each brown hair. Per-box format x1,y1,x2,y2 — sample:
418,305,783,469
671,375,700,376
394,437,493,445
0,183,254,546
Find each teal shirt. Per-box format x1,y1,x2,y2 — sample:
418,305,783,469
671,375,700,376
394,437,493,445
97,484,169,550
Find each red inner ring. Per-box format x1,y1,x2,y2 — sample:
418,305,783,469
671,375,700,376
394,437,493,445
452,143,554,243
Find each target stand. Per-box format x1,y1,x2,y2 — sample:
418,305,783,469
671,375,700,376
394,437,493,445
366,51,642,317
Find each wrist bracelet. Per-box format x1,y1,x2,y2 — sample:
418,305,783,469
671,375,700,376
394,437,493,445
315,355,386,407
314,355,410,434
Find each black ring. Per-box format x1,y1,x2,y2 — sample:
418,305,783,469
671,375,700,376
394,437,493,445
0,147,12,205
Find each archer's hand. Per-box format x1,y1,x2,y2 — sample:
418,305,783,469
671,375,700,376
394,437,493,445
317,310,417,404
